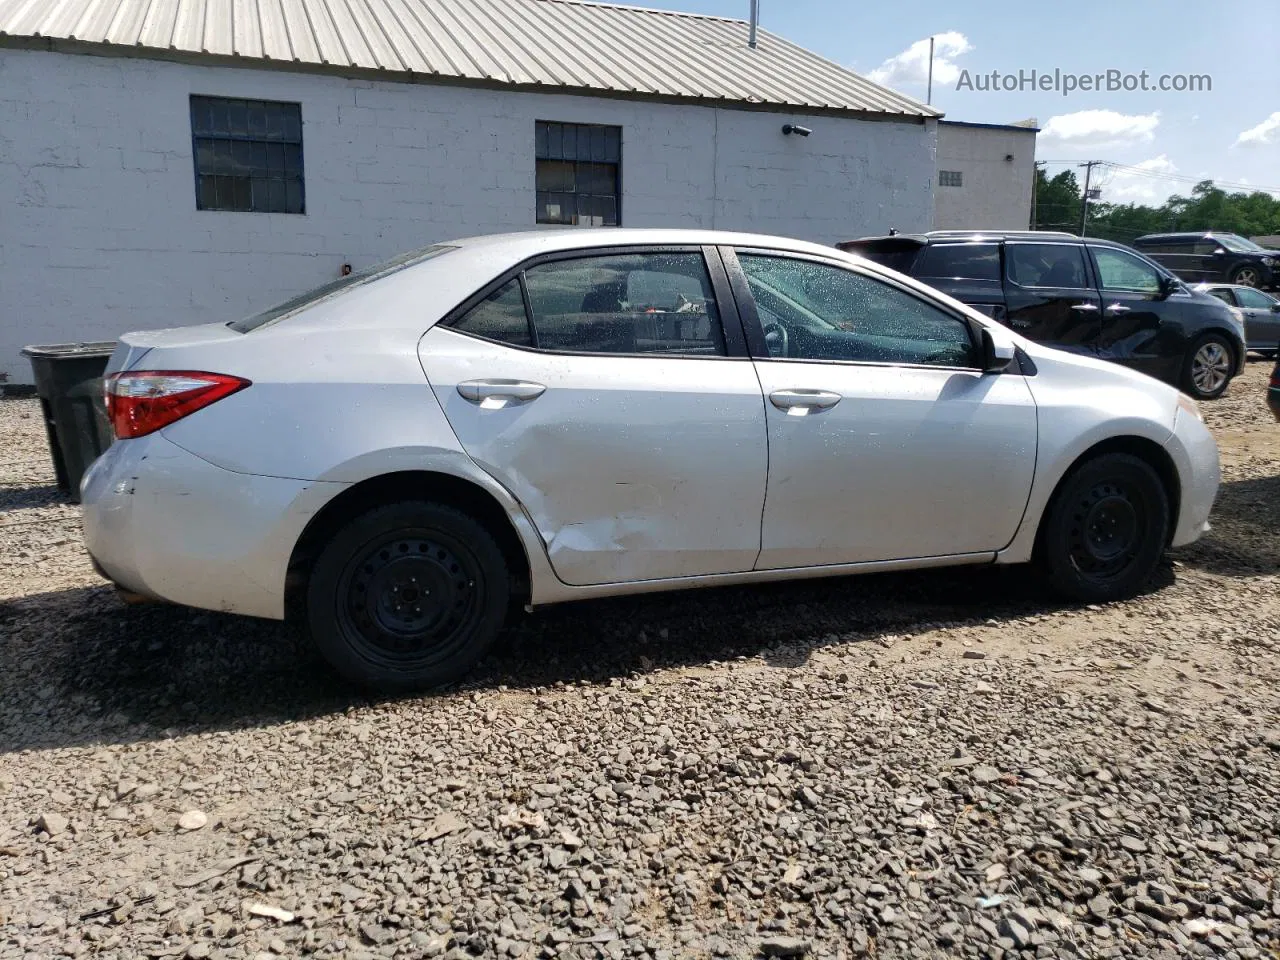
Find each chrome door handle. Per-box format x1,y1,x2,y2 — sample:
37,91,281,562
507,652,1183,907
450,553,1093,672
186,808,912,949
769,389,841,414
1070,303,1099,313
457,379,546,406
1105,303,1131,314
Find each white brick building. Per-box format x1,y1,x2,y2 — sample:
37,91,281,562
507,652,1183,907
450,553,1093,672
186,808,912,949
933,120,1039,231
0,0,942,384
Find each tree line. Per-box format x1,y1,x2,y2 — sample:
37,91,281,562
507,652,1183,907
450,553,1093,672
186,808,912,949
1033,168,1280,245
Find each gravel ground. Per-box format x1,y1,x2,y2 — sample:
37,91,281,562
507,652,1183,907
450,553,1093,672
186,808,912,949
1,363,1278,960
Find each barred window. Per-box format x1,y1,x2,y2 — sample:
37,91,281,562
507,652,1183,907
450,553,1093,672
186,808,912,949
939,170,964,188
191,96,304,214
535,121,621,227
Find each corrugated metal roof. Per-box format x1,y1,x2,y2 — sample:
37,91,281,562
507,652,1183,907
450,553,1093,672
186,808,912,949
0,0,938,118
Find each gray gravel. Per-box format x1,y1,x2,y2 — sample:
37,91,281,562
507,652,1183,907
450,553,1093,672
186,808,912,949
2,362,1278,960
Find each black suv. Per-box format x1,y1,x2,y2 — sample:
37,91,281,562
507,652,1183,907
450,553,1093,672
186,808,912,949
1132,232,1278,289
838,230,1245,399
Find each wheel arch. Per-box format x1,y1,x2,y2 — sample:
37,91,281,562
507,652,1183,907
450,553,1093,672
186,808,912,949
1033,435,1181,556
285,471,534,621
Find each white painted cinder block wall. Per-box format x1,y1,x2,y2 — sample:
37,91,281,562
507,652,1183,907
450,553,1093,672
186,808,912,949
0,47,937,383
932,123,1036,231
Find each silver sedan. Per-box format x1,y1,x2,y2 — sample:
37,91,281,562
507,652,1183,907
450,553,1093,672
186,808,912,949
83,229,1220,690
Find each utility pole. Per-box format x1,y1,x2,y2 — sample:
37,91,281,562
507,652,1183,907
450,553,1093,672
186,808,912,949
926,36,935,105
1078,160,1100,236
1031,159,1046,230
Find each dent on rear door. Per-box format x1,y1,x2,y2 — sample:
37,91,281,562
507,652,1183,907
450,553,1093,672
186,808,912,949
418,326,769,586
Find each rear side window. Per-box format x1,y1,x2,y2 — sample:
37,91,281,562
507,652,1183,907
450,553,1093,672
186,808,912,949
452,280,532,346
522,252,725,356
915,243,1000,281
1006,244,1089,289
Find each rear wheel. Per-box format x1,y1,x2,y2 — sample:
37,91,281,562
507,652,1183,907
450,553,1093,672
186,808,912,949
1039,453,1169,603
307,501,509,692
1182,333,1234,399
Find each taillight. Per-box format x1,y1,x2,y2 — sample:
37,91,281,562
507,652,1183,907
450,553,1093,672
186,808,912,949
104,371,250,439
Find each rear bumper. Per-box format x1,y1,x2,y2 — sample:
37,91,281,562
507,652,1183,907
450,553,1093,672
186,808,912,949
81,434,345,620
1164,408,1220,548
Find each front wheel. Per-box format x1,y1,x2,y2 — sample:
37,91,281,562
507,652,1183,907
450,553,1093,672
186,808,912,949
1039,453,1170,603
1229,265,1261,287
306,502,510,692
1182,334,1234,400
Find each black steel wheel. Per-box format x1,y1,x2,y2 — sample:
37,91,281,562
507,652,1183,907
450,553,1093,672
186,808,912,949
307,502,509,691
1039,453,1169,602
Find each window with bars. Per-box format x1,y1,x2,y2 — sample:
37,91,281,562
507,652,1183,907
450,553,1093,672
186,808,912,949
938,170,964,188
535,121,621,227
191,96,304,214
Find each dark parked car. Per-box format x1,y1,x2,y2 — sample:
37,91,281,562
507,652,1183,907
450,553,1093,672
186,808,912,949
838,230,1246,399
1132,232,1278,289
1194,283,1280,357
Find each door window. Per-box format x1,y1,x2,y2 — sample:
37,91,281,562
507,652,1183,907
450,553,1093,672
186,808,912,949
1206,288,1238,306
523,253,724,356
451,279,533,346
1006,244,1089,289
1091,247,1162,293
1235,287,1277,309
1192,240,1223,255
737,254,976,367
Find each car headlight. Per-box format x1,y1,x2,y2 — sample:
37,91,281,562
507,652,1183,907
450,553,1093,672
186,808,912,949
1177,393,1203,421
1263,256,1276,267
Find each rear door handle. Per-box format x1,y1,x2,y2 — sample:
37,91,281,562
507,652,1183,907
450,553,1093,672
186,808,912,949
769,389,842,414
1070,302,1100,313
457,379,546,407
1105,303,1131,314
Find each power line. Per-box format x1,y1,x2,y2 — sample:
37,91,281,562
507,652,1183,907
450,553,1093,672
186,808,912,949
1037,159,1280,196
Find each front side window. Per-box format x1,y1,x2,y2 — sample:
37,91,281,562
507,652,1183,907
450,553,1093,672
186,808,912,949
1006,244,1089,289
191,96,304,213
1192,240,1223,255
522,252,723,355
1235,287,1277,309
535,122,621,227
1206,288,1237,306
738,254,976,367
1090,247,1162,293
916,243,1000,281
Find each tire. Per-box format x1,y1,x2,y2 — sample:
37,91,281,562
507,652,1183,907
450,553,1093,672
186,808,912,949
1039,453,1169,603
1181,333,1234,400
306,501,510,692
1229,264,1261,287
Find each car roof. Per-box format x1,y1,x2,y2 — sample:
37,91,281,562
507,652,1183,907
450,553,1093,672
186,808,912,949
446,228,844,261
844,231,1138,251
1134,231,1215,241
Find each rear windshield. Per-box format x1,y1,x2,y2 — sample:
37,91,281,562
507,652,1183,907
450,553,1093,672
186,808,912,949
837,239,922,275
229,244,456,333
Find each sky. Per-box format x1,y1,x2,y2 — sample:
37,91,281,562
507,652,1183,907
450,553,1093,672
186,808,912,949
626,0,1280,205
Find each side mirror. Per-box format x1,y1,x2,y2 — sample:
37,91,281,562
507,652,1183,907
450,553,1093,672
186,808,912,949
980,326,1017,373
1158,275,1180,299
1271,302,1280,313
1213,247,1227,256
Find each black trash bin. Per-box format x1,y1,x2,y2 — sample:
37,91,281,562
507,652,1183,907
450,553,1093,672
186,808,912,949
21,341,117,502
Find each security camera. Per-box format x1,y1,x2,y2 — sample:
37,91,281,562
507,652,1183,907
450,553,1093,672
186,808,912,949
782,123,812,137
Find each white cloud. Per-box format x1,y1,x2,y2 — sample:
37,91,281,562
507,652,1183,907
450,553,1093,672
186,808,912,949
1039,110,1160,149
1234,112,1280,147
867,32,972,88
1098,155,1178,204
